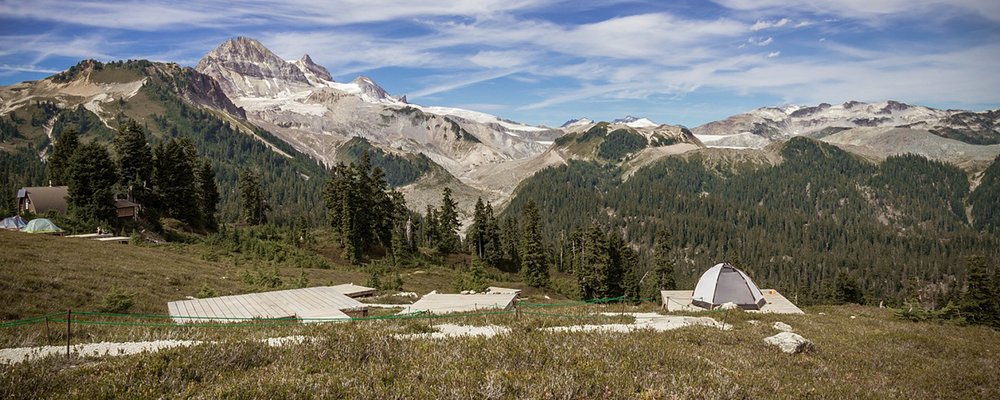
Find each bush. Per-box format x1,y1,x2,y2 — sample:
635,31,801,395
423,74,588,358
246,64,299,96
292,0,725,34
99,284,135,313
241,264,282,289
197,282,217,298
366,259,403,292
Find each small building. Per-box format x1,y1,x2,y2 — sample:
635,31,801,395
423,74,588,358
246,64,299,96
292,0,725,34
16,186,141,220
17,186,68,215
167,286,369,324
115,199,141,220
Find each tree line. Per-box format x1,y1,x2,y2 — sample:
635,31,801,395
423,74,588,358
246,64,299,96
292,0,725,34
45,120,219,231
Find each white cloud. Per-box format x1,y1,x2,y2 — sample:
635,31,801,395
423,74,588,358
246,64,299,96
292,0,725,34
747,37,774,46
766,51,781,58
794,20,811,28
714,0,1000,23
750,18,790,31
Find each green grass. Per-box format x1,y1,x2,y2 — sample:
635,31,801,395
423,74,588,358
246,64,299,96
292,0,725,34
3,230,999,398
1,304,998,399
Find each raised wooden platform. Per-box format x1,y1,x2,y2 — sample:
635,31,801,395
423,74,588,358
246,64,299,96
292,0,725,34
661,289,805,314
168,286,368,324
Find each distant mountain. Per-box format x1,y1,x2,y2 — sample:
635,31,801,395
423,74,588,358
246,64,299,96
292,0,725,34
692,101,1000,148
612,115,659,128
194,37,563,219
0,58,326,223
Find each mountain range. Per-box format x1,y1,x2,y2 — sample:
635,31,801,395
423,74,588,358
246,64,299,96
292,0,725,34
1,36,999,225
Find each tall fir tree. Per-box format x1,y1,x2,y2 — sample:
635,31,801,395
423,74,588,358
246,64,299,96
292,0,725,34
519,200,549,287
651,229,677,292
436,187,461,254
152,138,200,225
195,160,220,230
576,223,611,299
67,143,117,225
470,198,487,258
112,120,153,188
47,127,79,186
483,202,502,267
238,168,266,225
960,255,999,327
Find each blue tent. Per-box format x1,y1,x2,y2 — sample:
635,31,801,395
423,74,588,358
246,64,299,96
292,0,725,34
23,218,63,234
1,215,28,230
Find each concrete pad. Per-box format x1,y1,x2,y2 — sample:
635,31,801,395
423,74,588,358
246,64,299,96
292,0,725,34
661,289,805,314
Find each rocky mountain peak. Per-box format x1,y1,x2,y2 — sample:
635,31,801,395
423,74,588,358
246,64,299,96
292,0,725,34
351,76,404,103
298,54,333,82
195,37,310,97
561,117,594,128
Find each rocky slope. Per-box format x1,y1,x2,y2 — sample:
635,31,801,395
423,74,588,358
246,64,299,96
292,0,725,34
692,101,1000,148
194,37,564,218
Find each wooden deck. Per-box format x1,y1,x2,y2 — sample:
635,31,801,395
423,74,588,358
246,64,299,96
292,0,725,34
168,286,368,324
330,283,377,298
661,289,805,314
401,293,519,315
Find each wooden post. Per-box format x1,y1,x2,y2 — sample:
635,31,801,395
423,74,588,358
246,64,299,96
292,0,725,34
45,316,51,346
65,310,71,359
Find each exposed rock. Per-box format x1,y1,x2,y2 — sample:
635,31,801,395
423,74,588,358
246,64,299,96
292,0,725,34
764,332,814,354
772,321,793,332
718,302,739,310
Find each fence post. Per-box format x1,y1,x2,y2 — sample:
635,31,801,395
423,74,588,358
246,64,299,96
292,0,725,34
65,309,71,359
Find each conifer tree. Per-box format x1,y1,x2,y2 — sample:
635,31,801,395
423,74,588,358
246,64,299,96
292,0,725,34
471,197,487,258
113,119,153,188
152,138,200,225
520,200,548,287
436,187,461,254
651,229,677,291
67,143,117,224
833,270,863,304
577,223,611,299
501,216,520,269
960,255,999,327
196,160,220,230
48,127,79,186
239,168,266,225
483,202,503,267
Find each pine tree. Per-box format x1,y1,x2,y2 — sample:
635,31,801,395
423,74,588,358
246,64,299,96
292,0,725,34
577,223,611,299
48,127,79,185
152,138,200,225
651,229,677,292
501,216,520,269
239,168,266,225
960,255,998,327
113,119,153,188
424,205,439,249
67,143,117,224
520,200,548,287
196,160,220,230
471,197,487,258
483,202,502,267
437,187,461,254
833,270,864,304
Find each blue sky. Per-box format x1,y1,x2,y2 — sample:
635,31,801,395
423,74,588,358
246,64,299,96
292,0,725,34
1,0,998,127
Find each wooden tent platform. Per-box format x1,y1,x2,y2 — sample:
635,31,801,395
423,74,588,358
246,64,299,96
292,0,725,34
661,289,805,314
168,286,368,324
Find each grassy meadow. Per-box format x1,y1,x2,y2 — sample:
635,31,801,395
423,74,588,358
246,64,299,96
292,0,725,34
1,230,999,398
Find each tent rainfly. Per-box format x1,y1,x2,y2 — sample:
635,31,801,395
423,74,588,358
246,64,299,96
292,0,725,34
692,263,766,310
1,215,27,230
22,218,64,234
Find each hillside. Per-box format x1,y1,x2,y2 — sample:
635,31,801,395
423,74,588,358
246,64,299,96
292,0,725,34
0,59,327,224
503,138,1000,305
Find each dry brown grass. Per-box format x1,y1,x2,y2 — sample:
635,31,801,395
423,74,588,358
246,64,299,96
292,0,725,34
1,304,998,399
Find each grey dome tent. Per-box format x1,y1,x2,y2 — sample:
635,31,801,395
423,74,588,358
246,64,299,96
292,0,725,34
692,263,766,310
23,218,63,234
1,215,27,230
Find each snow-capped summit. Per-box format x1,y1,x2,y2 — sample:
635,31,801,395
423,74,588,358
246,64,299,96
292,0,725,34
196,37,312,97
613,115,659,128
350,76,405,104
296,54,332,82
561,117,594,128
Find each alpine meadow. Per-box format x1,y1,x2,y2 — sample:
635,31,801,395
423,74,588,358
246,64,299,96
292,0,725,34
1,1,999,398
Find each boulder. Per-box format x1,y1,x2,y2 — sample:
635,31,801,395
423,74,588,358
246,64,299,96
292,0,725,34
773,321,793,332
718,302,739,310
764,332,814,354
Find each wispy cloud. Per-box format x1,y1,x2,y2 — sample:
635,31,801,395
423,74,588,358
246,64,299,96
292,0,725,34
750,18,790,31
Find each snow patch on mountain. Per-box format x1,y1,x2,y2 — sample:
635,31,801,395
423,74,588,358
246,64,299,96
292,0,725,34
613,115,659,128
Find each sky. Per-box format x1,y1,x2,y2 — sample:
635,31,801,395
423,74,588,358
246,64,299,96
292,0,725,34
1,0,999,128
